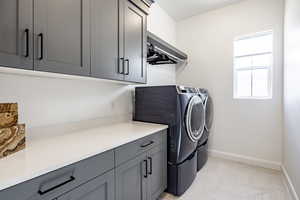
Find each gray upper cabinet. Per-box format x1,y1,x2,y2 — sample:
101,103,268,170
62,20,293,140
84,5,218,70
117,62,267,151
0,0,33,70
90,0,123,81
0,0,149,83
34,0,90,76
57,170,115,200
116,153,148,200
120,0,147,83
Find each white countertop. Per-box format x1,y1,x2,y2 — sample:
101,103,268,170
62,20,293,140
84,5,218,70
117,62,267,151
0,120,168,191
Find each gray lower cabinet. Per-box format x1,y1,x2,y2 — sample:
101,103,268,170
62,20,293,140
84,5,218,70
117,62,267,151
116,152,148,200
147,144,167,200
0,130,167,200
34,0,90,76
57,170,115,200
0,0,33,70
119,0,147,83
116,130,167,200
0,150,114,200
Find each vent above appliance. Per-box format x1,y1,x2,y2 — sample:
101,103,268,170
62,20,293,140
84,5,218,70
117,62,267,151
147,31,188,65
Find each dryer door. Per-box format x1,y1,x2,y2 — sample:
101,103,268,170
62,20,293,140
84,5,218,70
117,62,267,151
185,95,205,142
204,95,214,132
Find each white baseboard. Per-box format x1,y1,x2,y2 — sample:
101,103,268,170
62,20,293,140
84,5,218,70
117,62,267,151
282,166,299,200
208,149,282,170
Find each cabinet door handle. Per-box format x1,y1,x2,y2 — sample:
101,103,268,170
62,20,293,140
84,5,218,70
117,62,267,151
124,59,129,75
118,58,124,74
141,0,151,7
148,157,152,175
140,141,154,148
38,176,75,196
38,33,44,60
24,29,29,57
143,159,148,178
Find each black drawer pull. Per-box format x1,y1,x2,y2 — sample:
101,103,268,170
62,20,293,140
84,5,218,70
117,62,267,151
148,157,152,175
38,176,75,195
24,29,29,57
141,0,151,7
140,141,154,148
38,33,44,60
143,159,148,178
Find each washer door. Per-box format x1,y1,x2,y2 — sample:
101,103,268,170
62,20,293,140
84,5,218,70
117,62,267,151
185,95,205,142
204,95,214,131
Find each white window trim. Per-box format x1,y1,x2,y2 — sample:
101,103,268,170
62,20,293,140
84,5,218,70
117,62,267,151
233,30,273,100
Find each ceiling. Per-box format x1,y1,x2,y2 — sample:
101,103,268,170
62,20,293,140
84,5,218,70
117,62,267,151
157,0,245,21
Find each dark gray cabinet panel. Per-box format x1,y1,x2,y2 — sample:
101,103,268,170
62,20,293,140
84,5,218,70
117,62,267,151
0,0,33,70
57,170,115,200
147,144,167,200
90,0,123,80
0,0,149,83
34,0,90,76
0,150,114,200
0,131,167,200
115,132,162,166
116,130,167,200
120,0,147,83
116,153,148,200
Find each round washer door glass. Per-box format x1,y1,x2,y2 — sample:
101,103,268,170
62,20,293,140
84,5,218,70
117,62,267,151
205,95,214,131
185,95,205,142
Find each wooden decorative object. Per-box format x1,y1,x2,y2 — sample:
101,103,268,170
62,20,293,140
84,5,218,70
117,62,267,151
0,124,25,159
0,103,18,128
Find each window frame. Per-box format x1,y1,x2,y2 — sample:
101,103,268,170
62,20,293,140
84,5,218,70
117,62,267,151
233,30,273,100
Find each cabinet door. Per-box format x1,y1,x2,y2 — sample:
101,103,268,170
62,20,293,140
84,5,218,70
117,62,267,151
147,144,167,200
57,170,115,200
34,0,90,76
0,0,33,70
116,153,147,200
120,0,147,83
90,0,123,80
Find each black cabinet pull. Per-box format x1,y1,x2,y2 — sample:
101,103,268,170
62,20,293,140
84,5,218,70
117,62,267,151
140,141,154,148
24,29,29,57
148,157,152,175
118,58,124,74
141,0,151,6
124,59,129,75
38,33,44,60
38,176,75,195
143,159,148,178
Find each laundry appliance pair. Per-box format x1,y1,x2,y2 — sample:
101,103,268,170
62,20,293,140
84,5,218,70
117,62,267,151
134,85,213,196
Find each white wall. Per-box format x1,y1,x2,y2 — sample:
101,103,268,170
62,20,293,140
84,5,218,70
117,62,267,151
284,0,300,197
176,0,284,164
0,3,176,136
0,73,132,129
147,3,176,86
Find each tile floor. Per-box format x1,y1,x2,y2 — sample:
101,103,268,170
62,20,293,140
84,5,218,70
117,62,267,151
160,157,292,200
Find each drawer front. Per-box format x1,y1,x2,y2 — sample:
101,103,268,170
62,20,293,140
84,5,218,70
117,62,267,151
115,131,163,166
0,150,114,200
58,169,115,200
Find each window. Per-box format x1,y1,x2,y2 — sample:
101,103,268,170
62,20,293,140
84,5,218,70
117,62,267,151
233,31,273,99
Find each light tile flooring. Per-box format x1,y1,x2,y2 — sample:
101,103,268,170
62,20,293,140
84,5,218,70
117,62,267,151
160,157,292,200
